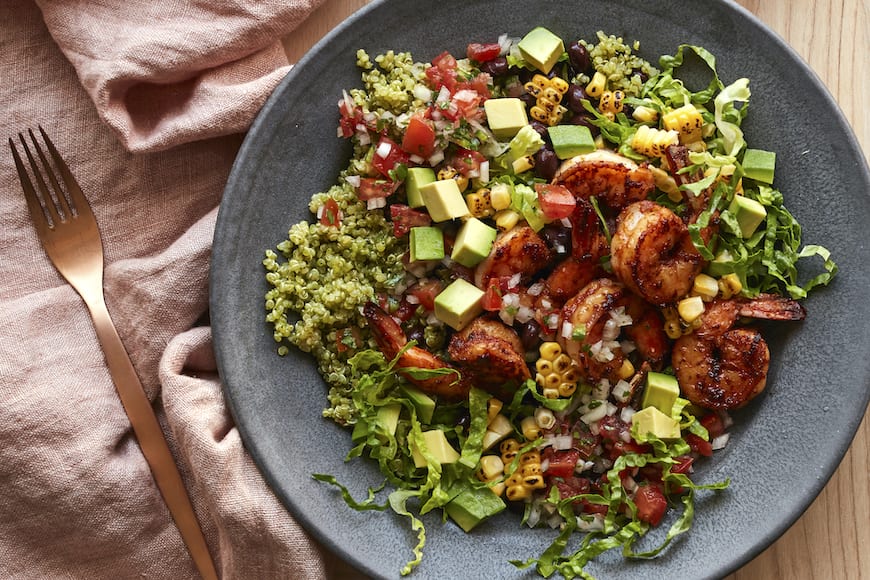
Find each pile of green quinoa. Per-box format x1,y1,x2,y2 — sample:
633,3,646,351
263,32,656,425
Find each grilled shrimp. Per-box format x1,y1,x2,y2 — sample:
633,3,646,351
610,200,704,305
363,302,469,401
672,294,806,410
475,225,552,290
552,149,655,212
558,278,629,383
447,317,531,400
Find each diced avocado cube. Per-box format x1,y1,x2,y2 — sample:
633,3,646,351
483,98,529,140
405,167,436,208
434,278,485,331
376,403,402,437
411,429,461,468
728,195,767,238
350,417,373,442
631,406,681,440
517,26,565,74
641,372,680,415
444,480,506,532
706,248,736,277
400,384,436,424
741,148,776,184
420,179,470,222
451,217,497,268
548,124,596,159
410,226,445,262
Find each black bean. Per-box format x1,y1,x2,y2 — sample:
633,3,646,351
539,223,572,256
568,113,601,137
565,84,588,113
519,92,537,109
519,319,543,351
480,56,509,77
567,42,592,75
534,147,560,181
529,120,550,140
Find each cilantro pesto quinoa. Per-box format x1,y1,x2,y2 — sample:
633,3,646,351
263,26,835,578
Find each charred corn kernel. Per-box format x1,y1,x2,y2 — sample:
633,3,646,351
543,387,560,399
535,359,554,374
512,155,535,174
453,173,469,192
598,90,624,120
632,105,659,123
489,183,511,210
505,482,532,501
476,454,505,482
465,188,494,218
693,273,719,300
500,438,520,464
539,342,562,360
733,178,744,195
631,124,679,158
562,366,579,384
662,103,704,143
520,450,541,465
650,165,682,202
557,381,577,397
494,208,521,231
437,167,456,180
520,416,542,441
719,273,743,298
586,71,607,98
618,358,635,380
523,474,545,488
553,353,573,374
483,413,514,450
663,306,683,339
525,74,570,126
534,407,556,430
678,295,705,323
486,398,503,424
544,374,561,389
490,481,506,496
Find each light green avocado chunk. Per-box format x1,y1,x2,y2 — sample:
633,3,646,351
741,148,776,184
451,217,497,268
406,167,436,208
517,26,565,74
548,124,596,159
483,98,529,140
350,403,402,442
631,406,681,440
434,278,485,331
420,179,470,222
411,429,460,468
444,480,506,532
706,248,736,277
728,195,767,238
400,384,436,424
641,372,680,415
410,226,445,262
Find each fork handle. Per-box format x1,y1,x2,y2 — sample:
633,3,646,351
84,293,219,580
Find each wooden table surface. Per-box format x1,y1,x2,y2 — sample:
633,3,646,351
283,1,869,578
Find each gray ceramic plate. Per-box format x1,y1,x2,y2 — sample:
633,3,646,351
210,1,870,578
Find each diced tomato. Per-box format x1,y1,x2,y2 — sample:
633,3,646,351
456,72,493,99
481,284,503,311
406,279,442,311
467,42,502,62
597,415,629,443
372,137,410,177
545,449,581,479
451,89,483,120
389,204,431,236
634,484,668,527
671,455,695,475
425,51,458,92
450,148,487,177
318,197,342,227
685,433,714,457
536,184,577,220
357,177,398,201
607,439,651,461
401,115,437,158
700,413,726,439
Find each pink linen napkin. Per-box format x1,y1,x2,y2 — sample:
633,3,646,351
0,0,363,578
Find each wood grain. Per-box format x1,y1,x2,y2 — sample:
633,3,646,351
282,2,870,578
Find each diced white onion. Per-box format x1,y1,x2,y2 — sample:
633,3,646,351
560,217,572,228
620,340,636,355
534,407,556,430
516,305,535,323
576,514,605,532
405,294,420,305
497,33,512,56
712,433,731,450
345,175,361,188
580,402,608,424
375,140,392,158
620,406,636,424
479,160,490,183
540,458,550,473
606,402,618,417
561,321,574,339
527,281,545,296
592,379,611,401
525,501,542,528
428,150,445,166
366,197,387,210
409,154,425,164
613,380,633,404
508,273,522,288
413,84,433,102
356,132,371,146
623,476,638,493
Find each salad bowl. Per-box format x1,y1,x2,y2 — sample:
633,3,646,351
210,0,870,578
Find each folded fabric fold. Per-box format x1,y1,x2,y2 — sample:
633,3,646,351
35,0,326,152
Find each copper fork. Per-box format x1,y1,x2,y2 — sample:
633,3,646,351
9,127,218,580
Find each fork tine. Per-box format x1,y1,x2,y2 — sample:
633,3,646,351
38,126,93,221
17,131,62,227
8,137,50,230
30,128,74,221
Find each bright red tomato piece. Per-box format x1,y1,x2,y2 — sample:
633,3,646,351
318,197,342,227
467,42,502,63
425,51,458,92
407,279,442,311
545,449,581,479
450,148,487,177
389,204,431,237
700,413,726,439
536,183,577,220
634,484,668,527
357,178,398,201
685,433,714,457
401,115,437,158
481,284,503,311
372,137,410,177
